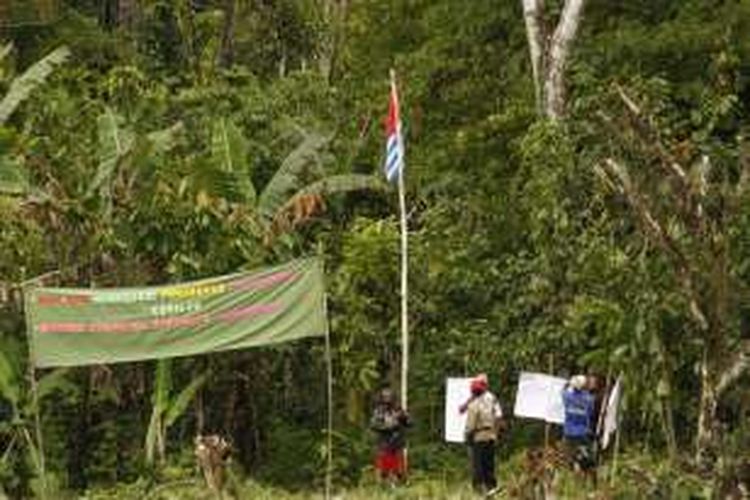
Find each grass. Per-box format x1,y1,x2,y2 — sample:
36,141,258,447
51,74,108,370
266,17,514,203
74,449,718,499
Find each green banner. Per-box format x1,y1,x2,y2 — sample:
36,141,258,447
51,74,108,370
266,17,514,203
25,258,327,368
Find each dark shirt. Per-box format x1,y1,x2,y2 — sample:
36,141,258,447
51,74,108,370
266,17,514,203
370,405,410,451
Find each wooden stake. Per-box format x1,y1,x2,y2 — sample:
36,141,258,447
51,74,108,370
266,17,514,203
324,293,333,500
23,286,47,499
544,354,553,448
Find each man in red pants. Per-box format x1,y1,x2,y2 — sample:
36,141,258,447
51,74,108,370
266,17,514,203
370,388,411,484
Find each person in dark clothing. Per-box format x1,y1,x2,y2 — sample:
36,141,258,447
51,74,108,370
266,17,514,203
370,388,411,484
562,375,596,472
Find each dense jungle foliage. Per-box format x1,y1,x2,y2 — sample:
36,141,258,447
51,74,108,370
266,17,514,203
1,0,750,498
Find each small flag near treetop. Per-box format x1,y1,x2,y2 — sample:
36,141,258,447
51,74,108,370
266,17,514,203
384,71,405,183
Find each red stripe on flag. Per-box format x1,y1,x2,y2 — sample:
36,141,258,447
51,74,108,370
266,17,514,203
385,82,400,136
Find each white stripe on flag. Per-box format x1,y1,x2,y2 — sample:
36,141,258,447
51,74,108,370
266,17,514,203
387,146,400,167
385,157,401,181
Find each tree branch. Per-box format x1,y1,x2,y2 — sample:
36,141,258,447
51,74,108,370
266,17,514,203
600,90,707,238
601,158,709,331
611,85,705,215
716,340,750,396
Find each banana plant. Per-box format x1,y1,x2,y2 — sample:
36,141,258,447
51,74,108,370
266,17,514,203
0,333,77,496
0,44,69,197
0,45,70,125
144,359,208,465
201,118,386,244
87,106,184,210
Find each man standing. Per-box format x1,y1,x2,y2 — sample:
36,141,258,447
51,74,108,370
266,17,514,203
370,388,411,484
562,375,596,473
464,374,503,497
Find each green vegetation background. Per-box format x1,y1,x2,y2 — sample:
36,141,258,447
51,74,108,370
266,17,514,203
1,0,749,498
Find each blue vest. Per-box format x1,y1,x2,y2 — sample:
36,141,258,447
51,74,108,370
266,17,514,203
563,388,594,438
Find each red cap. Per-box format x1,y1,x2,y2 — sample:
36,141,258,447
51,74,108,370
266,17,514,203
470,374,488,393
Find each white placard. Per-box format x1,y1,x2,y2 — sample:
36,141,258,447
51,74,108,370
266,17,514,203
601,377,622,450
444,377,472,442
513,372,567,424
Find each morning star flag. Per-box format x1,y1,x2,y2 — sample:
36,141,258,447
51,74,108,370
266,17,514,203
384,73,405,183
25,258,326,368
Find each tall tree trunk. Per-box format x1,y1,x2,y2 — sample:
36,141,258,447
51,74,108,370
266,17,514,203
0,2,7,26
99,0,117,29
544,0,585,119
521,0,586,120
218,0,236,68
521,0,545,115
317,0,349,81
658,396,677,461
117,0,137,28
68,370,91,489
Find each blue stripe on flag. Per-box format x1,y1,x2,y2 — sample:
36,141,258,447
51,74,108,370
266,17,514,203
387,146,400,166
385,158,401,181
384,132,403,182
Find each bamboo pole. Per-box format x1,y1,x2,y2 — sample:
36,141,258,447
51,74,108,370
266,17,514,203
389,68,410,476
609,412,621,487
398,165,408,413
390,68,409,414
544,354,554,449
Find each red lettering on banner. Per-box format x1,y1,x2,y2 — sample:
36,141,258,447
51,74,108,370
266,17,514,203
37,303,280,334
218,303,279,321
37,294,91,306
232,272,296,291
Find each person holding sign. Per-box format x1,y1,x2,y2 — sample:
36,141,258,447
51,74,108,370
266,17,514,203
370,388,411,484
562,375,596,474
464,374,503,497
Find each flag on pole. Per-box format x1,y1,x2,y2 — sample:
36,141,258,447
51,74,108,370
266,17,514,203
384,75,405,183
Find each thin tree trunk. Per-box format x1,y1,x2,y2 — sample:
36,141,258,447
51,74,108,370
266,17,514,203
218,0,236,68
68,369,91,489
696,349,719,468
195,389,205,434
317,0,334,79
0,0,8,26
223,381,238,440
317,0,348,81
117,0,137,28
278,44,287,78
658,396,677,461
